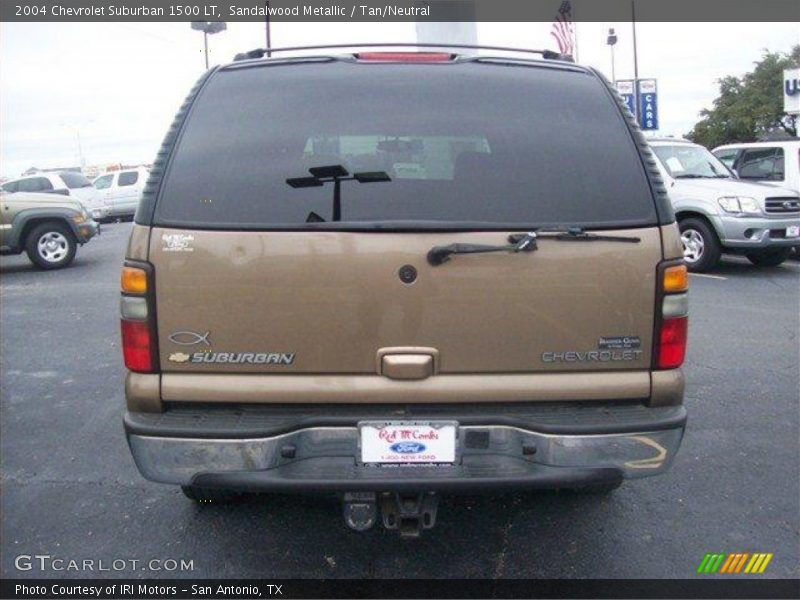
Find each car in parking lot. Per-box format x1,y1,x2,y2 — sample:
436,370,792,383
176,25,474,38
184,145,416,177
649,138,800,271
0,189,99,269
1,171,110,221
712,140,799,192
121,45,690,537
93,167,149,219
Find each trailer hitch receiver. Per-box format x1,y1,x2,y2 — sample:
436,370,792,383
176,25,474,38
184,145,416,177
380,491,439,538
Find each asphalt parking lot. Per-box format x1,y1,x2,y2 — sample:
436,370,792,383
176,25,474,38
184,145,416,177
1,222,798,579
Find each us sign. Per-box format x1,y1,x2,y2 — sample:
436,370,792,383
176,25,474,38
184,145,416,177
615,80,637,118
784,68,799,115
638,79,659,131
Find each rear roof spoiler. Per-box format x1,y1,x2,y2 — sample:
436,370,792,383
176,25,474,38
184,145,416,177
232,43,575,63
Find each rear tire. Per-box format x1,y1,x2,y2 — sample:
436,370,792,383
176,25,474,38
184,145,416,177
181,485,242,504
24,222,77,270
678,217,721,272
745,248,791,267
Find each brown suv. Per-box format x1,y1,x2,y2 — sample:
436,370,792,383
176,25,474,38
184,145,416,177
121,45,688,536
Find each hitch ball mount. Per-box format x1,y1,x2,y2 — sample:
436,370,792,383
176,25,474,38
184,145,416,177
343,491,439,537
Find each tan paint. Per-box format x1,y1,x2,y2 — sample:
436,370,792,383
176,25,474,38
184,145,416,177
161,371,651,404
650,369,685,406
0,192,84,221
126,224,150,261
376,346,440,375
125,372,162,412
1,191,84,248
381,354,434,380
149,227,662,380
661,224,683,260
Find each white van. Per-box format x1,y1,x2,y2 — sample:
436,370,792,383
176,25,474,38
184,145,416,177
713,140,799,193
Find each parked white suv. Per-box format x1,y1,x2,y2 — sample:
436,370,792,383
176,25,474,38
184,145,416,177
649,138,800,271
1,171,110,221
712,140,799,193
93,167,149,219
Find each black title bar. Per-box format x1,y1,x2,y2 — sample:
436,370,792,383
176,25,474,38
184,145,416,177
1,0,799,22
2,578,800,599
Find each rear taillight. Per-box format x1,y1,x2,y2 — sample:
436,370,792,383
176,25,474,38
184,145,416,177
120,263,158,373
655,262,689,370
121,319,153,372
355,52,452,62
658,316,688,369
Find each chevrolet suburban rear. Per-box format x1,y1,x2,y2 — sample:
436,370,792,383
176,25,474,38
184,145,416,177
121,46,688,536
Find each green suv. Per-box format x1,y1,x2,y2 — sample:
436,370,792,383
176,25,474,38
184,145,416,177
0,189,99,269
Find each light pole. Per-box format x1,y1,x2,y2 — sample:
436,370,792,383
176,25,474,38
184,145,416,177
60,121,93,169
191,21,227,69
631,1,640,122
264,1,272,56
606,27,618,84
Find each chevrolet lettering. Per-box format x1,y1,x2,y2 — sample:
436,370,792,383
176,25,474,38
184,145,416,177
542,350,644,363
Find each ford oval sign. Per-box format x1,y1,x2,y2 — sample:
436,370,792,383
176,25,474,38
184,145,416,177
390,442,426,454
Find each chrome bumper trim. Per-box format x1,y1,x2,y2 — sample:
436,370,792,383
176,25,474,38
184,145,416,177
128,424,684,485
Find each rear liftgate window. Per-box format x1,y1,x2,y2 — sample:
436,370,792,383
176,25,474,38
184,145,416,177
154,62,657,230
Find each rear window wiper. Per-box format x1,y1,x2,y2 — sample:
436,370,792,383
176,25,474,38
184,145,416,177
508,227,641,244
427,232,538,266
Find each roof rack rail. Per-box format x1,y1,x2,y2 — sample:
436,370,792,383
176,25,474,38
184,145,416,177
232,43,574,63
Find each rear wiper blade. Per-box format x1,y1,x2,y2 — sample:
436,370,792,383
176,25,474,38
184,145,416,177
427,231,538,266
508,228,641,244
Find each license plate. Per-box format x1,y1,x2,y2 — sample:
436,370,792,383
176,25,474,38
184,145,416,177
359,421,457,464
786,226,800,238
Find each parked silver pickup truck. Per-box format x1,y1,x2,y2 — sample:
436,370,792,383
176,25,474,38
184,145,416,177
649,138,800,271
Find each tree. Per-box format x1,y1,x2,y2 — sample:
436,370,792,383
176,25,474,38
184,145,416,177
687,46,799,148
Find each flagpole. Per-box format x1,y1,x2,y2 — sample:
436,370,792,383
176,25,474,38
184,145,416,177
572,1,579,62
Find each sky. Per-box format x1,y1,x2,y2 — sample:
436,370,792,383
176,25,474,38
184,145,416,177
0,19,797,178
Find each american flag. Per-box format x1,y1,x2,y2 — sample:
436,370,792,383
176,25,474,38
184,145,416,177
550,1,575,57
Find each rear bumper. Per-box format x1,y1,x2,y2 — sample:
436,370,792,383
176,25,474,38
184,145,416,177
125,403,686,492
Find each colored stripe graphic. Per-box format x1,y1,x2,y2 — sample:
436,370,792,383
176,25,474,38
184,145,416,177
719,554,736,573
758,554,773,573
734,553,750,573
699,554,725,573
698,552,772,574
697,554,712,573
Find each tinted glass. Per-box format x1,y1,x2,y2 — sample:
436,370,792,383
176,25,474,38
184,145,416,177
94,174,113,189
1,181,18,193
738,148,784,181
118,171,139,186
156,62,656,229
18,177,53,192
59,172,92,188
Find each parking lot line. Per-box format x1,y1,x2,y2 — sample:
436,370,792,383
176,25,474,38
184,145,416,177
689,273,728,280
